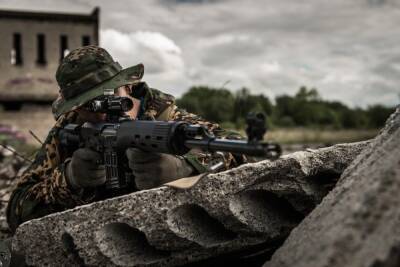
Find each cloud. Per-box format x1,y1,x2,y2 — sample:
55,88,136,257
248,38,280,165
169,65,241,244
101,29,183,72
199,34,265,67
0,0,91,13
100,29,189,95
162,0,220,4
260,62,282,74
1,0,400,106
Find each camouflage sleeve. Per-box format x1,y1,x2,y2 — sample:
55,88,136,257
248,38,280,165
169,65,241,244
168,105,248,173
6,115,93,232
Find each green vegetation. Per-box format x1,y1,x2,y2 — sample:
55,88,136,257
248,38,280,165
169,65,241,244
177,85,396,130
267,128,379,144
177,86,396,144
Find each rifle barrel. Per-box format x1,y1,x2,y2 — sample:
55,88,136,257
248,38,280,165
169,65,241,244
184,139,277,157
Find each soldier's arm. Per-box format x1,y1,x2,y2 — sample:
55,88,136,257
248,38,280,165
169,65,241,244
6,126,92,232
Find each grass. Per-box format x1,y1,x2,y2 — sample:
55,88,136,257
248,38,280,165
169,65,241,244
224,127,379,145
267,128,379,144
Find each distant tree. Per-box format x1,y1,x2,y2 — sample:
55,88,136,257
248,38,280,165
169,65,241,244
233,88,273,124
275,87,323,126
366,105,395,128
176,86,234,123
295,86,320,102
176,85,396,130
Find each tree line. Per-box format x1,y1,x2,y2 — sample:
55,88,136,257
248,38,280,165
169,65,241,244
176,86,396,129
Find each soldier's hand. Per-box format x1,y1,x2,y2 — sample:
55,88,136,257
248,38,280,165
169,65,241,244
65,148,106,189
126,148,194,190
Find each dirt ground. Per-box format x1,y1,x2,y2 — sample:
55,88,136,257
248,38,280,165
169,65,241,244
0,105,55,145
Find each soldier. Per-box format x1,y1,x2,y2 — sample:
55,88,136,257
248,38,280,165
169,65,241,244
6,45,245,233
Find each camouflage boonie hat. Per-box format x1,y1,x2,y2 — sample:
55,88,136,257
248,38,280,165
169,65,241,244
52,45,144,119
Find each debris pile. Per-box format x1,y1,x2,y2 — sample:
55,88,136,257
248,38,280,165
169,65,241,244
0,124,30,239
0,145,28,239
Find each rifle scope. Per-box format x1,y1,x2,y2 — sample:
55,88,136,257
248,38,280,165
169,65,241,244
86,96,133,113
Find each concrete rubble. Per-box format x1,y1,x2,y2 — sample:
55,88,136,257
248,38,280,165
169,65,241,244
265,108,400,267
0,146,28,239
13,140,368,266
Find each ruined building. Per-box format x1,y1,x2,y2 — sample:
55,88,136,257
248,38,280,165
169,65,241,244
0,8,99,110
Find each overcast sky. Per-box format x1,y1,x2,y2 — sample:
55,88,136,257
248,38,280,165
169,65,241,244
1,0,399,107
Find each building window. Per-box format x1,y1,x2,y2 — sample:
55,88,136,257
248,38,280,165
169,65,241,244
60,35,69,60
11,33,23,66
82,35,91,46
36,34,46,65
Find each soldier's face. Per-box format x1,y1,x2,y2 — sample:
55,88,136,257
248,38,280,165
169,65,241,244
115,85,141,119
76,85,140,123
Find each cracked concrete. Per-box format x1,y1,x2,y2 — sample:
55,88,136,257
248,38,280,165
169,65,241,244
12,139,368,266
265,108,400,267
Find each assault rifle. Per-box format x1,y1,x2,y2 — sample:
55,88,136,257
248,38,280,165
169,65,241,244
58,94,281,195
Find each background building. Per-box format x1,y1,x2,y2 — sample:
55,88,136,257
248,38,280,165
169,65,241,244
0,7,99,110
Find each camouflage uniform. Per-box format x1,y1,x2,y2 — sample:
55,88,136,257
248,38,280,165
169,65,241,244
6,46,245,233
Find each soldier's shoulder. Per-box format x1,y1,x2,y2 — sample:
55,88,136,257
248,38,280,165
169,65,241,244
132,82,174,102
134,82,175,120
